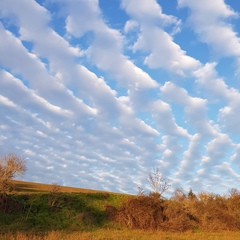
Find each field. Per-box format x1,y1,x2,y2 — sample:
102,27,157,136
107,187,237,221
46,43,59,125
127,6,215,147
11,180,112,194
1,181,240,239
2,230,240,240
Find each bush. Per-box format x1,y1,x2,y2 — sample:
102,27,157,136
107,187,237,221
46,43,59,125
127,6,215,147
107,188,240,232
108,195,165,230
161,199,198,232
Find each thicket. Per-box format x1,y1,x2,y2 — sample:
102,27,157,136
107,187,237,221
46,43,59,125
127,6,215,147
106,188,240,232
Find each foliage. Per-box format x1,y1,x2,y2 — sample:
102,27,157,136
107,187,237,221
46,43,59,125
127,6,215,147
0,153,26,195
107,188,240,232
0,153,26,214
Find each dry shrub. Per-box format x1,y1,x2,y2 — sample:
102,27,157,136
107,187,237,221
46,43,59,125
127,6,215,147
107,189,240,232
111,196,165,230
227,188,240,216
107,194,198,231
161,200,198,232
193,192,240,231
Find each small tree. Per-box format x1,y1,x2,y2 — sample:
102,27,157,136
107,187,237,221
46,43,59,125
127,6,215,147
48,183,61,209
148,167,170,198
0,153,26,195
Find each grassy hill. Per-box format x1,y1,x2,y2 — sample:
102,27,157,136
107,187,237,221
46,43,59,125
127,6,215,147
0,180,129,233
2,181,240,239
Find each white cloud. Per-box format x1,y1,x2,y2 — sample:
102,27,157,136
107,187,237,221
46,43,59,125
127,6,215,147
0,70,73,118
178,0,240,58
124,20,139,33
201,133,233,167
194,63,240,134
122,0,200,75
218,90,240,133
215,162,240,180
152,100,190,137
64,0,100,38
121,0,178,26
59,0,158,90
161,81,215,137
133,27,200,75
0,0,240,195
0,95,17,108
194,62,230,99
230,144,240,167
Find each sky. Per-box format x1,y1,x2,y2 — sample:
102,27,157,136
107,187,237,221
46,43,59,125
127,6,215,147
0,0,240,196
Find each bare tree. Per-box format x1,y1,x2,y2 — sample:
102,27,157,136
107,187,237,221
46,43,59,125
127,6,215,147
48,183,61,209
148,167,170,198
0,153,26,195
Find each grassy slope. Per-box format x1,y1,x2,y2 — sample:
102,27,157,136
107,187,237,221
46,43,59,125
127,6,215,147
0,180,129,233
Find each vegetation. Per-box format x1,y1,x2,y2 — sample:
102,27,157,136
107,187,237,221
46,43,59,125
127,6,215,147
1,154,240,239
1,179,240,235
0,183,128,233
0,153,27,217
2,230,240,240
106,187,240,232
0,153,26,195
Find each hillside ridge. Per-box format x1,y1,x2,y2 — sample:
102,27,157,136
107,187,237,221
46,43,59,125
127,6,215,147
11,180,116,194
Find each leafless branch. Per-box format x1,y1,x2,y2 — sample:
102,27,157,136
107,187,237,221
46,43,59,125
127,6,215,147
148,167,170,198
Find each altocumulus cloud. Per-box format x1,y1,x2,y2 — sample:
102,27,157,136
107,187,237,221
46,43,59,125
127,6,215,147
0,0,240,195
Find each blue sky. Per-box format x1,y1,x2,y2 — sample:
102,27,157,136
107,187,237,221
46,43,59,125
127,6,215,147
1,0,240,196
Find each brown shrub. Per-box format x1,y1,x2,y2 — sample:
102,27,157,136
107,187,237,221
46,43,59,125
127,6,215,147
193,192,240,231
111,195,165,230
161,199,198,232
106,188,240,232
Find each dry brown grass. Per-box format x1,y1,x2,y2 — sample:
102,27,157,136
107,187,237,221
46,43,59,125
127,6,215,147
1,230,240,240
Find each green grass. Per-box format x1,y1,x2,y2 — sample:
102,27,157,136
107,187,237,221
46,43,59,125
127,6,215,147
0,181,129,233
0,192,128,233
